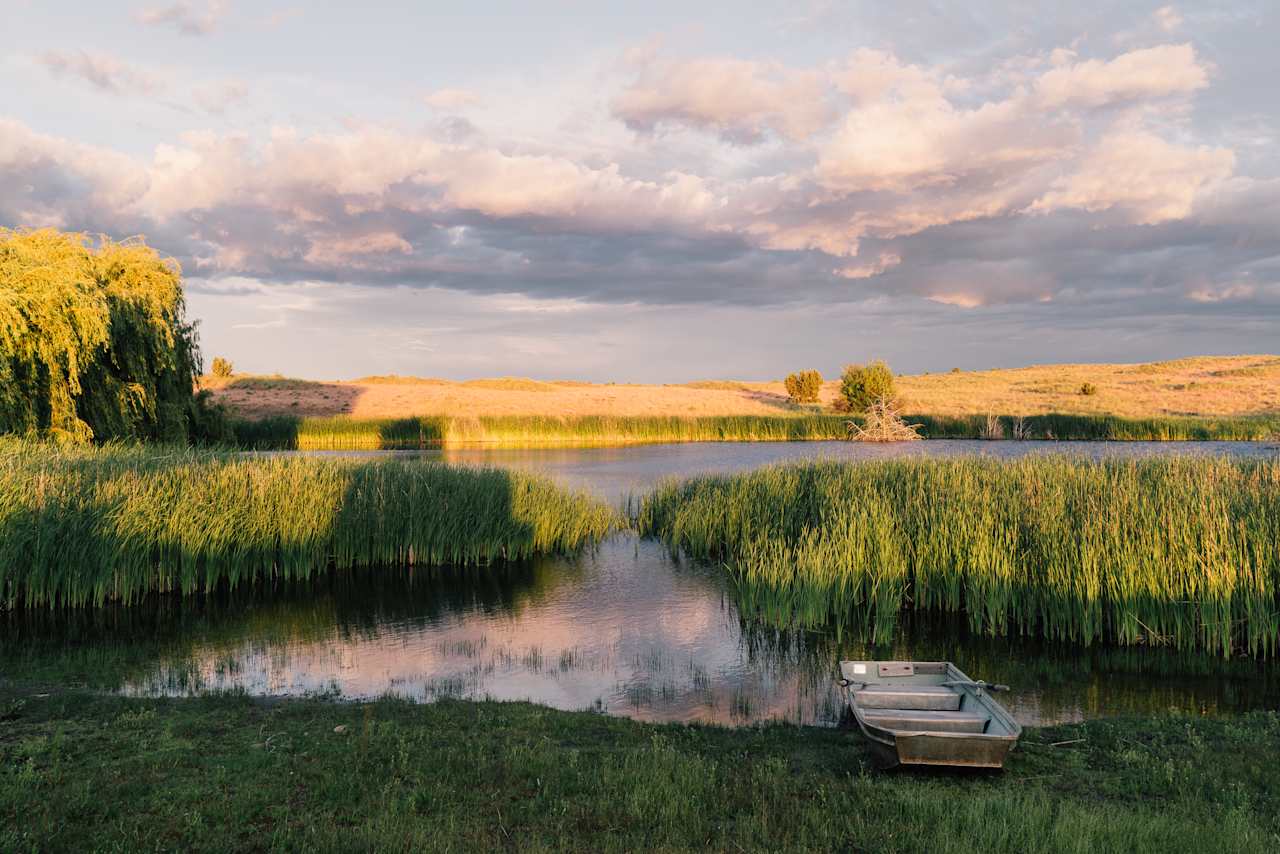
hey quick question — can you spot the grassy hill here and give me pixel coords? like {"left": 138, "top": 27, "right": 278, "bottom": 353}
{"left": 206, "top": 355, "right": 1280, "bottom": 421}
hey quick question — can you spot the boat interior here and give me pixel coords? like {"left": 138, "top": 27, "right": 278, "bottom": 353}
{"left": 839, "top": 661, "right": 1019, "bottom": 737}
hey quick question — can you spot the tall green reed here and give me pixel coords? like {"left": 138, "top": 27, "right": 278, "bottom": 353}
{"left": 231, "top": 414, "right": 852, "bottom": 449}
{"left": 636, "top": 457, "right": 1280, "bottom": 656}
{"left": 231, "top": 413, "right": 1280, "bottom": 450}
{"left": 0, "top": 442, "right": 617, "bottom": 608}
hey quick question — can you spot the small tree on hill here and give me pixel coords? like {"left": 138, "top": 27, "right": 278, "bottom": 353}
{"left": 211, "top": 357, "right": 234, "bottom": 378}
{"left": 839, "top": 360, "right": 895, "bottom": 413}
{"left": 784, "top": 369, "right": 823, "bottom": 404}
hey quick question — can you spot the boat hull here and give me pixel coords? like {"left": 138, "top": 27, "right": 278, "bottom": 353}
{"left": 840, "top": 660, "right": 1022, "bottom": 770}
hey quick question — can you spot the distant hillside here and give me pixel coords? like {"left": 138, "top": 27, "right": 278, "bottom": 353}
{"left": 204, "top": 355, "right": 1280, "bottom": 420}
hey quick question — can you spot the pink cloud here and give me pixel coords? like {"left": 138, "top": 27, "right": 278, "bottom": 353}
{"left": 136, "top": 1, "right": 228, "bottom": 36}
{"left": 612, "top": 56, "right": 832, "bottom": 143}
{"left": 1028, "top": 129, "right": 1234, "bottom": 224}
{"left": 1034, "top": 43, "right": 1208, "bottom": 109}
{"left": 0, "top": 38, "right": 1252, "bottom": 312}
{"left": 424, "top": 88, "right": 482, "bottom": 110}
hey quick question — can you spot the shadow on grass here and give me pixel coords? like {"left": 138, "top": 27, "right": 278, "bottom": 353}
{"left": 212, "top": 376, "right": 366, "bottom": 418}
{"left": 1, "top": 451, "right": 609, "bottom": 613}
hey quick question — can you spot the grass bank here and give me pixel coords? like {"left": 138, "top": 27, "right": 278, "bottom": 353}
{"left": 1, "top": 688, "right": 1277, "bottom": 852}
{"left": 229, "top": 412, "right": 1280, "bottom": 449}
{"left": 636, "top": 457, "right": 1280, "bottom": 657}
{"left": 0, "top": 443, "right": 616, "bottom": 608}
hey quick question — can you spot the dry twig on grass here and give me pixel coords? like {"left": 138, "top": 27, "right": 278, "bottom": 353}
{"left": 845, "top": 397, "right": 923, "bottom": 442}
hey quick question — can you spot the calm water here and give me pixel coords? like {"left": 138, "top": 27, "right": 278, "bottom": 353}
{"left": 295, "top": 438, "right": 1280, "bottom": 505}
{"left": 14, "top": 441, "right": 1280, "bottom": 726}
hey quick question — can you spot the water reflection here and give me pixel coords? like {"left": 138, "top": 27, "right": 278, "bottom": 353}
{"left": 8, "top": 535, "right": 1275, "bottom": 727}
{"left": 290, "top": 438, "right": 1279, "bottom": 504}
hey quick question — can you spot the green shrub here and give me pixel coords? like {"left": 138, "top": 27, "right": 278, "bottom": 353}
{"left": 783, "top": 370, "right": 823, "bottom": 404}
{"left": 211, "top": 357, "right": 234, "bottom": 378}
{"left": 1079, "top": 382, "right": 1098, "bottom": 396}
{"left": 839, "top": 361, "right": 895, "bottom": 413}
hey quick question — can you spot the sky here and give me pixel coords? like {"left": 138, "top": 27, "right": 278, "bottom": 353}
{"left": 3, "top": 1, "right": 1278, "bottom": 381}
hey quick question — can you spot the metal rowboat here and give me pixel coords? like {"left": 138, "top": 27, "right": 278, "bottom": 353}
{"left": 838, "top": 660, "right": 1022, "bottom": 769}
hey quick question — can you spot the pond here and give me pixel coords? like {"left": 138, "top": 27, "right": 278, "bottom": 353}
{"left": 295, "top": 438, "right": 1280, "bottom": 505}
{"left": 8, "top": 440, "right": 1279, "bottom": 727}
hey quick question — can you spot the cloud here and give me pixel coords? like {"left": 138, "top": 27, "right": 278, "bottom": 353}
{"left": 830, "top": 48, "right": 962, "bottom": 104}
{"left": 612, "top": 56, "right": 832, "bottom": 143}
{"left": 2, "top": 39, "right": 1273, "bottom": 327}
{"left": 424, "top": 88, "right": 481, "bottom": 110}
{"left": 303, "top": 232, "right": 413, "bottom": 267}
{"left": 37, "top": 50, "right": 164, "bottom": 95}
{"left": 191, "top": 80, "right": 249, "bottom": 114}
{"left": 1187, "top": 282, "right": 1255, "bottom": 303}
{"left": 1154, "top": 6, "right": 1184, "bottom": 33}
{"left": 1028, "top": 129, "right": 1234, "bottom": 224}
{"left": 136, "top": 1, "right": 228, "bottom": 36}
{"left": 836, "top": 253, "right": 901, "bottom": 280}
{"left": 1034, "top": 43, "right": 1208, "bottom": 109}
{"left": 0, "top": 118, "right": 149, "bottom": 228}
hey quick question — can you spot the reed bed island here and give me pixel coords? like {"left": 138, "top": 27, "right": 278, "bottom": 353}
{"left": 0, "top": 443, "right": 617, "bottom": 608}
{"left": 637, "top": 457, "right": 1280, "bottom": 657}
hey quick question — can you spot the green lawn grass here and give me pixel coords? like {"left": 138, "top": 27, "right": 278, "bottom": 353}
{"left": 1, "top": 687, "right": 1277, "bottom": 852}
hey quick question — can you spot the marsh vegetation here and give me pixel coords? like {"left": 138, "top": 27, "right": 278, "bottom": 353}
{"left": 637, "top": 457, "right": 1280, "bottom": 657}
{"left": 227, "top": 411, "right": 1280, "bottom": 449}
{"left": 0, "top": 442, "right": 616, "bottom": 608}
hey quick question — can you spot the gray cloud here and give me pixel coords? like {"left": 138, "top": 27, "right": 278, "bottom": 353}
{"left": 37, "top": 50, "right": 165, "bottom": 95}
{"left": 191, "top": 80, "right": 249, "bottom": 114}
{"left": 135, "top": 1, "right": 228, "bottom": 36}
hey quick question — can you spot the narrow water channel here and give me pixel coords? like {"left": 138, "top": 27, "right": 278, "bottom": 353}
{"left": 9, "top": 440, "right": 1278, "bottom": 726}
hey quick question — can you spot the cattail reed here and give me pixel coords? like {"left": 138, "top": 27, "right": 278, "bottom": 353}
{"left": 636, "top": 457, "right": 1280, "bottom": 657}
{"left": 0, "top": 442, "right": 617, "bottom": 608}
{"left": 230, "top": 413, "right": 1280, "bottom": 450}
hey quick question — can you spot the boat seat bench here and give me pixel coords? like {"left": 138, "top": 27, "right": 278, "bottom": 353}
{"left": 854, "top": 685, "right": 962, "bottom": 711}
{"left": 860, "top": 709, "right": 990, "bottom": 734}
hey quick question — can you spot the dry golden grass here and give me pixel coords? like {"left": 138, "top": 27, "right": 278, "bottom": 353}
{"left": 205, "top": 355, "right": 1280, "bottom": 420}
{"left": 889, "top": 355, "right": 1280, "bottom": 418}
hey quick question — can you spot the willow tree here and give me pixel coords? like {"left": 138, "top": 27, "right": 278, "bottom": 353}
{"left": 0, "top": 228, "right": 211, "bottom": 442}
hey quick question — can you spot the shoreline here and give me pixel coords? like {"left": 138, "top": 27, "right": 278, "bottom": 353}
{"left": 229, "top": 412, "right": 1280, "bottom": 450}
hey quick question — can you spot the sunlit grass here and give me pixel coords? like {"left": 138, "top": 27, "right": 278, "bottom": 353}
{"left": 636, "top": 456, "right": 1280, "bottom": 656}
{"left": 0, "top": 442, "right": 617, "bottom": 608}
{"left": 4, "top": 690, "right": 1278, "bottom": 852}
{"left": 231, "top": 414, "right": 854, "bottom": 449}
{"left": 228, "top": 412, "right": 1280, "bottom": 449}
